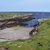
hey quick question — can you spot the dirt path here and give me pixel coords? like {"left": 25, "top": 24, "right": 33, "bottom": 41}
{"left": 0, "top": 27, "right": 35, "bottom": 42}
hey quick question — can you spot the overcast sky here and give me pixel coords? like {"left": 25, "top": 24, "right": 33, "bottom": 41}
{"left": 0, "top": 0, "right": 50, "bottom": 12}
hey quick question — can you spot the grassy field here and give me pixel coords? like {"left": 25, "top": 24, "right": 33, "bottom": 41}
{"left": 0, "top": 20, "right": 50, "bottom": 50}
{"left": 0, "top": 13, "right": 31, "bottom": 19}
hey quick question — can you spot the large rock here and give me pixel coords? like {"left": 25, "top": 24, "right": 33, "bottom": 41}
{"left": 0, "top": 27, "right": 35, "bottom": 42}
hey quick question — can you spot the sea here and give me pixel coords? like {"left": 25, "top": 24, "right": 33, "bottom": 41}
{"left": 19, "top": 12, "right": 50, "bottom": 28}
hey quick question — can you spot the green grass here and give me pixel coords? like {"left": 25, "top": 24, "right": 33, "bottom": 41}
{"left": 0, "top": 20, "right": 50, "bottom": 50}
{"left": 0, "top": 13, "right": 30, "bottom": 19}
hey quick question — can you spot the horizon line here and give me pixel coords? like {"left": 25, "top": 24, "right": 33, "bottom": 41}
{"left": 0, "top": 11, "right": 50, "bottom": 13}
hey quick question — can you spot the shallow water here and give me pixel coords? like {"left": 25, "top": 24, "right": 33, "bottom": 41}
{"left": 22, "top": 12, "right": 50, "bottom": 28}
{"left": 22, "top": 19, "right": 38, "bottom": 28}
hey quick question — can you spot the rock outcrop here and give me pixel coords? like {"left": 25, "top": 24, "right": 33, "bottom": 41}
{"left": 0, "top": 14, "right": 34, "bottom": 30}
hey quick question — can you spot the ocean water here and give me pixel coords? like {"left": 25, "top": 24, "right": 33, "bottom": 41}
{"left": 21, "top": 12, "right": 50, "bottom": 28}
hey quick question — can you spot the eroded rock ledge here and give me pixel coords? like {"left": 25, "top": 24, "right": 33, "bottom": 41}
{"left": 0, "top": 14, "right": 34, "bottom": 30}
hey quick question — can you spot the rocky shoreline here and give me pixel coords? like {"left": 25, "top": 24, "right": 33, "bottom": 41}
{"left": 0, "top": 14, "right": 39, "bottom": 42}
{"left": 0, "top": 14, "right": 34, "bottom": 30}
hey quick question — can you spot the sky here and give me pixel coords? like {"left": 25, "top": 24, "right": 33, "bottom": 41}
{"left": 0, "top": 0, "right": 50, "bottom": 12}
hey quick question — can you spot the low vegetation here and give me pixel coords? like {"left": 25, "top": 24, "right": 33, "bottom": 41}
{"left": 0, "top": 20, "right": 50, "bottom": 50}
{"left": 0, "top": 13, "right": 33, "bottom": 19}
{"left": 12, "top": 25, "right": 22, "bottom": 30}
